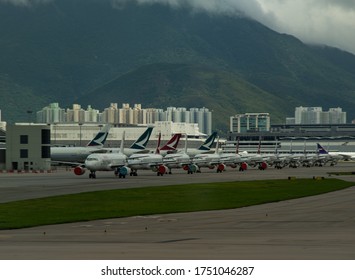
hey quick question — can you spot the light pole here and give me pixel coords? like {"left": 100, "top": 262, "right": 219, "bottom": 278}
{"left": 26, "top": 110, "right": 33, "bottom": 124}
{"left": 53, "top": 123, "right": 57, "bottom": 145}
{"left": 79, "top": 123, "right": 83, "bottom": 146}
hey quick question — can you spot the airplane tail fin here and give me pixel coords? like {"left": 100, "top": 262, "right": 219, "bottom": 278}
{"left": 317, "top": 143, "right": 328, "bottom": 155}
{"left": 215, "top": 137, "right": 220, "bottom": 154}
{"left": 160, "top": 133, "right": 182, "bottom": 152}
{"left": 155, "top": 132, "right": 161, "bottom": 154}
{"left": 197, "top": 132, "right": 217, "bottom": 151}
{"left": 120, "top": 131, "right": 125, "bottom": 154}
{"left": 129, "top": 126, "right": 154, "bottom": 150}
{"left": 86, "top": 124, "right": 110, "bottom": 147}
{"left": 184, "top": 134, "right": 188, "bottom": 154}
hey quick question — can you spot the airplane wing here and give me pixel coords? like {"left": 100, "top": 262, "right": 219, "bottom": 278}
{"left": 338, "top": 153, "right": 355, "bottom": 161}
{"left": 107, "top": 163, "right": 127, "bottom": 169}
{"left": 51, "top": 161, "right": 85, "bottom": 167}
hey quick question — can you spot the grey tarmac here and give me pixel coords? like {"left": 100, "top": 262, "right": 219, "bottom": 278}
{"left": 0, "top": 163, "right": 354, "bottom": 259}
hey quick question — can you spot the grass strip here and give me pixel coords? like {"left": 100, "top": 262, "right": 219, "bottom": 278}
{"left": 0, "top": 179, "right": 353, "bottom": 230}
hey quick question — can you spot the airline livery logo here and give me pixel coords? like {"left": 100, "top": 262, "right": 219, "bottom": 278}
{"left": 317, "top": 144, "right": 328, "bottom": 154}
{"left": 130, "top": 127, "right": 153, "bottom": 150}
{"left": 161, "top": 134, "right": 182, "bottom": 151}
{"left": 198, "top": 132, "right": 217, "bottom": 151}
{"left": 87, "top": 132, "right": 108, "bottom": 147}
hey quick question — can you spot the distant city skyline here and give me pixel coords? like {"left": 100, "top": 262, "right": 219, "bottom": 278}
{"left": 36, "top": 102, "right": 212, "bottom": 135}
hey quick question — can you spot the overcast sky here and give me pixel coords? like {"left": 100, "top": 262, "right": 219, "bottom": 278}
{"left": 2, "top": 0, "right": 355, "bottom": 54}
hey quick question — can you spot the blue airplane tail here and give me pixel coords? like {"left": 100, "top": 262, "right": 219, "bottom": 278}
{"left": 317, "top": 143, "right": 329, "bottom": 154}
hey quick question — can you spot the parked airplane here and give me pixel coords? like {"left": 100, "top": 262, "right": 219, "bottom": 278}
{"left": 315, "top": 143, "right": 355, "bottom": 162}
{"left": 316, "top": 143, "right": 347, "bottom": 165}
{"left": 240, "top": 138, "right": 269, "bottom": 170}
{"left": 104, "top": 126, "right": 154, "bottom": 156}
{"left": 76, "top": 132, "right": 129, "bottom": 179}
{"left": 299, "top": 141, "right": 319, "bottom": 167}
{"left": 157, "top": 133, "right": 182, "bottom": 156}
{"left": 184, "top": 132, "right": 218, "bottom": 157}
{"left": 192, "top": 137, "right": 226, "bottom": 173}
{"left": 218, "top": 138, "right": 247, "bottom": 171}
{"left": 286, "top": 140, "right": 304, "bottom": 168}
{"left": 337, "top": 152, "right": 355, "bottom": 161}
{"left": 51, "top": 124, "right": 111, "bottom": 163}
{"left": 127, "top": 133, "right": 169, "bottom": 176}
{"left": 265, "top": 142, "right": 292, "bottom": 169}
{"left": 163, "top": 135, "right": 198, "bottom": 174}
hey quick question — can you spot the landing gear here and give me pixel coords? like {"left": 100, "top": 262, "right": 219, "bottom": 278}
{"left": 130, "top": 170, "right": 138, "bottom": 176}
{"left": 89, "top": 171, "right": 96, "bottom": 179}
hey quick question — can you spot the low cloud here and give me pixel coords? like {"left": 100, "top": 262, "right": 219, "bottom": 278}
{"left": 111, "top": 0, "right": 355, "bottom": 54}
{"left": 3, "top": 0, "right": 355, "bottom": 54}
{"left": 255, "top": 0, "right": 355, "bottom": 54}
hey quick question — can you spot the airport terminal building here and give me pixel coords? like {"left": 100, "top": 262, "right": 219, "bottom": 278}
{"left": 225, "top": 123, "right": 355, "bottom": 153}
{"left": 5, "top": 124, "right": 51, "bottom": 172}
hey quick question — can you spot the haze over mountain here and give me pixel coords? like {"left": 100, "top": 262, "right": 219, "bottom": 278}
{"left": 1, "top": 0, "right": 355, "bottom": 132}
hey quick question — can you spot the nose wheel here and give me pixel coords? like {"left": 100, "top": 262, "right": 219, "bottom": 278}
{"left": 89, "top": 171, "right": 96, "bottom": 179}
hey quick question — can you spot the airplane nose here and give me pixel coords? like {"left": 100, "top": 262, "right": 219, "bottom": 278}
{"left": 85, "top": 159, "right": 98, "bottom": 169}
{"left": 85, "top": 160, "right": 93, "bottom": 169}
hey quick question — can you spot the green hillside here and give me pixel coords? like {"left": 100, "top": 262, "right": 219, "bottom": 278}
{"left": 1, "top": 0, "right": 355, "bottom": 128}
{"left": 76, "top": 63, "right": 288, "bottom": 131}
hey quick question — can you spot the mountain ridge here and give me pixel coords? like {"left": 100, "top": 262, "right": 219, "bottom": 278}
{"left": 0, "top": 0, "right": 354, "bottom": 130}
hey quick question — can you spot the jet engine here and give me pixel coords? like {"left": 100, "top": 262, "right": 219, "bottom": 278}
{"left": 240, "top": 162, "right": 248, "bottom": 171}
{"left": 157, "top": 165, "right": 169, "bottom": 175}
{"left": 115, "top": 166, "right": 131, "bottom": 178}
{"left": 183, "top": 164, "right": 198, "bottom": 174}
{"left": 217, "top": 163, "right": 226, "bottom": 173}
{"left": 74, "top": 166, "right": 85, "bottom": 176}
{"left": 259, "top": 162, "right": 268, "bottom": 170}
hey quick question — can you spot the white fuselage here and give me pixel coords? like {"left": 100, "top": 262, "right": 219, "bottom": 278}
{"left": 85, "top": 153, "right": 127, "bottom": 172}
{"left": 127, "top": 153, "right": 164, "bottom": 170}
{"left": 102, "top": 147, "right": 150, "bottom": 157}
{"left": 163, "top": 153, "right": 191, "bottom": 169}
{"left": 218, "top": 153, "right": 243, "bottom": 167}
{"left": 51, "top": 146, "right": 103, "bottom": 163}
{"left": 331, "top": 152, "right": 355, "bottom": 161}
{"left": 193, "top": 153, "right": 221, "bottom": 168}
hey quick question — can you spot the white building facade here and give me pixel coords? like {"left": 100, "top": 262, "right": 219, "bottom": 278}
{"left": 294, "top": 106, "right": 347, "bottom": 124}
{"left": 230, "top": 113, "right": 271, "bottom": 133}
{"left": 37, "top": 103, "right": 212, "bottom": 135}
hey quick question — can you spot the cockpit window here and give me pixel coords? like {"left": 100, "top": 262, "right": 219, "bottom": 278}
{"left": 86, "top": 157, "right": 99, "bottom": 161}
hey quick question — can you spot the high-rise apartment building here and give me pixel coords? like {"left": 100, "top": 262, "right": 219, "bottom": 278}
{"left": 36, "top": 103, "right": 65, "bottom": 124}
{"left": 294, "top": 106, "right": 346, "bottom": 124}
{"left": 230, "top": 113, "right": 270, "bottom": 133}
{"left": 36, "top": 103, "right": 212, "bottom": 135}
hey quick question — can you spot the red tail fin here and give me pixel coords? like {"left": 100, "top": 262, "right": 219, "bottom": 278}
{"left": 155, "top": 133, "right": 161, "bottom": 154}
{"left": 160, "top": 133, "right": 182, "bottom": 151}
